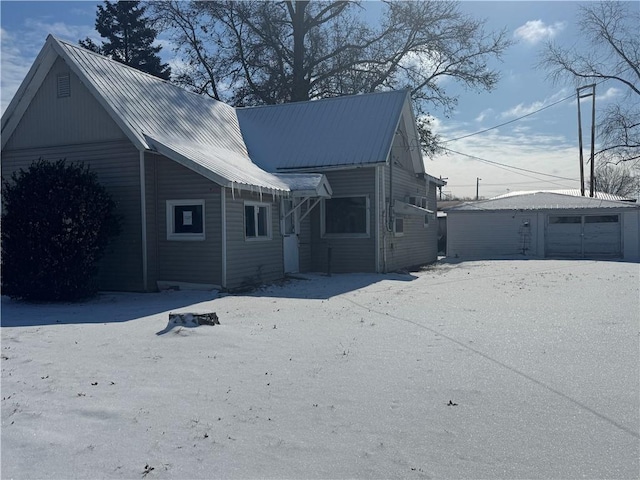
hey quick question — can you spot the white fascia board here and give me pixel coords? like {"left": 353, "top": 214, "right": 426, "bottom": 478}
{"left": 1, "top": 40, "right": 58, "bottom": 149}
{"left": 401, "top": 96, "right": 426, "bottom": 176}
{"left": 383, "top": 90, "right": 410, "bottom": 167}
{"left": 393, "top": 199, "right": 434, "bottom": 216}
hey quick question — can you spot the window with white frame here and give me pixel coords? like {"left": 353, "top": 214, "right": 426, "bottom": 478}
{"left": 245, "top": 202, "right": 271, "bottom": 240}
{"left": 323, "top": 196, "right": 369, "bottom": 237}
{"left": 166, "top": 200, "right": 205, "bottom": 240}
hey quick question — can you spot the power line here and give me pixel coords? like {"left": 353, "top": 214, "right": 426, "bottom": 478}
{"left": 447, "top": 179, "right": 576, "bottom": 187}
{"left": 442, "top": 79, "right": 610, "bottom": 144}
{"left": 442, "top": 147, "right": 577, "bottom": 181}
{"left": 442, "top": 147, "right": 578, "bottom": 189}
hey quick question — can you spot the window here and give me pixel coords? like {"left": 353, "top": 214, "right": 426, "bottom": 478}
{"left": 323, "top": 196, "right": 369, "bottom": 237}
{"left": 549, "top": 216, "right": 581, "bottom": 224}
{"left": 424, "top": 214, "right": 430, "bottom": 228}
{"left": 245, "top": 202, "right": 271, "bottom": 240}
{"left": 394, "top": 217, "right": 404, "bottom": 236}
{"left": 585, "top": 215, "right": 618, "bottom": 223}
{"left": 166, "top": 200, "right": 205, "bottom": 240}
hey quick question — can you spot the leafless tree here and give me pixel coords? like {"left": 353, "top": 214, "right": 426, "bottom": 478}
{"left": 591, "top": 163, "right": 639, "bottom": 198}
{"left": 151, "top": 0, "right": 511, "bottom": 155}
{"left": 539, "top": 1, "right": 639, "bottom": 164}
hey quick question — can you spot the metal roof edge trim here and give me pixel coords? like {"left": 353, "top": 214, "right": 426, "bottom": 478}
{"left": 51, "top": 37, "right": 149, "bottom": 151}
{"left": 2, "top": 38, "right": 58, "bottom": 149}
{"left": 276, "top": 162, "right": 386, "bottom": 173}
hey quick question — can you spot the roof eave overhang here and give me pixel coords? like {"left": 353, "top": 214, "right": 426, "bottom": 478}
{"left": 393, "top": 199, "right": 434, "bottom": 216}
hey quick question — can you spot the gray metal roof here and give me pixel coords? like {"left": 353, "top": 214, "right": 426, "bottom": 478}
{"left": 2, "top": 36, "right": 434, "bottom": 193}
{"left": 53, "top": 37, "right": 294, "bottom": 192}
{"left": 492, "top": 189, "right": 636, "bottom": 202}
{"left": 236, "top": 90, "right": 409, "bottom": 171}
{"left": 447, "top": 192, "right": 640, "bottom": 212}
{"left": 1, "top": 36, "right": 296, "bottom": 192}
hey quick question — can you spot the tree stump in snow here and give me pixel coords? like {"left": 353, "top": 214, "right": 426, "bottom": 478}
{"left": 168, "top": 312, "right": 220, "bottom": 326}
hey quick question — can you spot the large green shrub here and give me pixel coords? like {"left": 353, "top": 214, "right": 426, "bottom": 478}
{"left": 1, "top": 159, "right": 121, "bottom": 301}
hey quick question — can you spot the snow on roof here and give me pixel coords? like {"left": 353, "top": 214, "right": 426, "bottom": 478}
{"left": 447, "top": 192, "right": 640, "bottom": 212}
{"left": 2, "top": 36, "right": 427, "bottom": 194}
{"left": 272, "top": 173, "right": 333, "bottom": 197}
{"left": 492, "top": 189, "right": 636, "bottom": 202}
{"left": 2, "top": 36, "right": 292, "bottom": 192}
{"left": 236, "top": 90, "right": 409, "bottom": 171}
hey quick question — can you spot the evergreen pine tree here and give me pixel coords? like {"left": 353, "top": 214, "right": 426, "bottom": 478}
{"left": 80, "top": 1, "right": 171, "bottom": 80}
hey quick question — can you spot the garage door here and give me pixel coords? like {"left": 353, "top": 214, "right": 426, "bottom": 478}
{"left": 546, "top": 214, "right": 621, "bottom": 258}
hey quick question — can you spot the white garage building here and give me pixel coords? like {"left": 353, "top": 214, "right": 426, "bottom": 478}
{"left": 445, "top": 192, "right": 640, "bottom": 261}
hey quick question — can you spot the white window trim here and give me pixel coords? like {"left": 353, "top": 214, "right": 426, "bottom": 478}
{"left": 166, "top": 199, "right": 205, "bottom": 241}
{"left": 321, "top": 195, "right": 370, "bottom": 238}
{"left": 245, "top": 201, "right": 272, "bottom": 241}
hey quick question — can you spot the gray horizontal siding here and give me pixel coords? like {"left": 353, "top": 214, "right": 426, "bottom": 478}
{"left": 225, "top": 190, "right": 283, "bottom": 289}
{"left": 151, "top": 155, "right": 222, "bottom": 287}
{"left": 382, "top": 156, "right": 439, "bottom": 271}
{"left": 1, "top": 140, "right": 144, "bottom": 291}
{"left": 4, "top": 57, "right": 126, "bottom": 150}
{"left": 447, "top": 211, "right": 539, "bottom": 259}
{"left": 622, "top": 211, "right": 640, "bottom": 261}
{"left": 311, "top": 168, "right": 377, "bottom": 273}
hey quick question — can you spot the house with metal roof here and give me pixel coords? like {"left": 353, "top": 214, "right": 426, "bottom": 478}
{"left": 445, "top": 192, "right": 640, "bottom": 261}
{"left": 1, "top": 35, "right": 444, "bottom": 291}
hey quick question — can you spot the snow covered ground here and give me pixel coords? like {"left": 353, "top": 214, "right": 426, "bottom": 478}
{"left": 1, "top": 259, "right": 638, "bottom": 479}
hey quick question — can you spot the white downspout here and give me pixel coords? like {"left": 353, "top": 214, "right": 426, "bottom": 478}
{"left": 139, "top": 150, "right": 148, "bottom": 291}
{"left": 221, "top": 186, "right": 227, "bottom": 289}
{"left": 375, "top": 166, "right": 381, "bottom": 272}
{"left": 381, "top": 165, "right": 388, "bottom": 273}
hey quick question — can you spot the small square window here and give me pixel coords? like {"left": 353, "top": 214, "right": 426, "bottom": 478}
{"left": 245, "top": 202, "right": 271, "bottom": 240}
{"left": 167, "top": 200, "right": 205, "bottom": 240}
{"left": 394, "top": 217, "right": 404, "bottom": 236}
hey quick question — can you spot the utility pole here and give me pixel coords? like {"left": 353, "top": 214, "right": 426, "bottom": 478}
{"left": 476, "top": 177, "right": 481, "bottom": 201}
{"left": 438, "top": 176, "right": 448, "bottom": 200}
{"left": 576, "top": 84, "right": 596, "bottom": 197}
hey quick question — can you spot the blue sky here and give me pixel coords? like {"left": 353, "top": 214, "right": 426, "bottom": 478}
{"left": 1, "top": 1, "right": 627, "bottom": 198}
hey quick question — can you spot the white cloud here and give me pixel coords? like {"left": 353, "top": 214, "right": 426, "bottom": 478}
{"left": 500, "top": 89, "right": 570, "bottom": 120}
{"left": 597, "top": 87, "right": 622, "bottom": 102}
{"left": 501, "top": 100, "right": 545, "bottom": 119}
{"left": 429, "top": 116, "right": 580, "bottom": 199}
{"left": 24, "top": 18, "right": 92, "bottom": 42}
{"left": 475, "top": 108, "right": 494, "bottom": 123}
{"left": 514, "top": 20, "right": 566, "bottom": 45}
{"left": 1, "top": 19, "right": 97, "bottom": 114}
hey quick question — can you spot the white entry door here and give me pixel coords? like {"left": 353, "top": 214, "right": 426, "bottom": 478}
{"left": 282, "top": 199, "right": 300, "bottom": 273}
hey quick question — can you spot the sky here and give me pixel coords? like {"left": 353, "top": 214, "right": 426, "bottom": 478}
{"left": 0, "top": 1, "right": 631, "bottom": 198}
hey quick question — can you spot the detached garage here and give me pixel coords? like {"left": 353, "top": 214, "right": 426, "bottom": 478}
{"left": 445, "top": 192, "right": 640, "bottom": 261}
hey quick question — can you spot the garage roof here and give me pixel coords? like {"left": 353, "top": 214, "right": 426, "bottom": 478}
{"left": 492, "top": 189, "right": 636, "bottom": 203}
{"left": 447, "top": 192, "right": 640, "bottom": 212}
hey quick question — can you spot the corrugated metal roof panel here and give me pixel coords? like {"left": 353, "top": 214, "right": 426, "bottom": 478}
{"left": 236, "top": 90, "right": 408, "bottom": 171}
{"left": 492, "top": 189, "right": 636, "bottom": 202}
{"left": 53, "top": 37, "right": 291, "bottom": 191}
{"left": 448, "top": 192, "right": 640, "bottom": 211}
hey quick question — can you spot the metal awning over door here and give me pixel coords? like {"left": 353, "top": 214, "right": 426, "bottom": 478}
{"left": 545, "top": 213, "right": 621, "bottom": 258}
